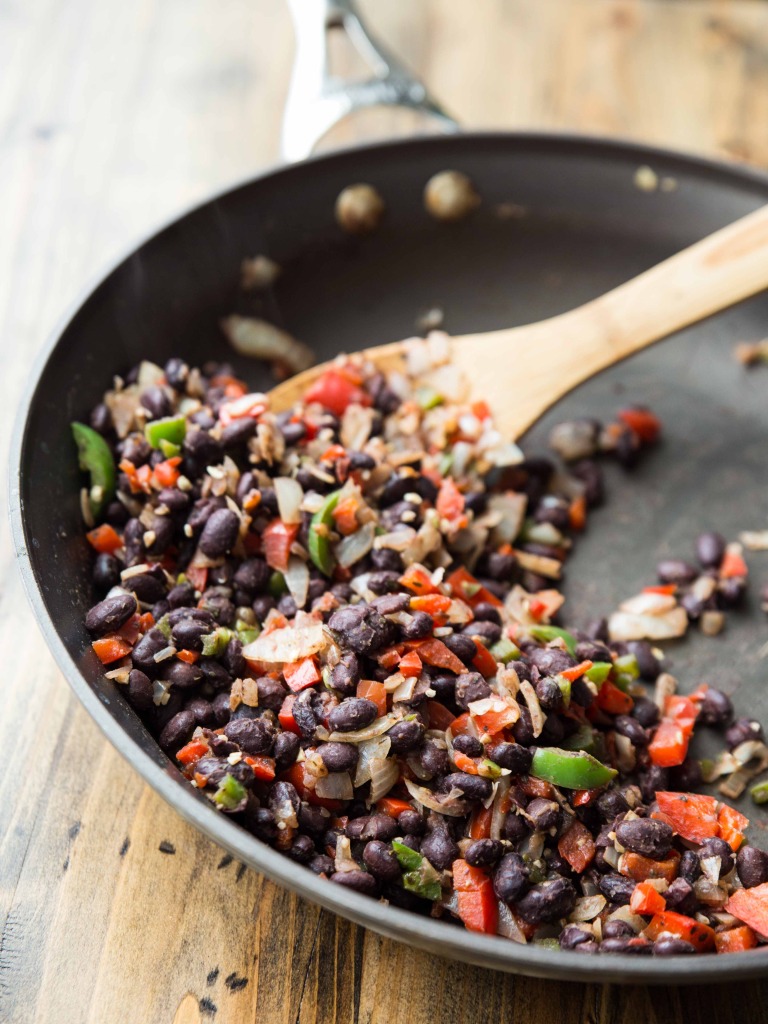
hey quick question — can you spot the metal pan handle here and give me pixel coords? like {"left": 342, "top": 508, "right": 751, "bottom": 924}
{"left": 281, "top": 0, "right": 459, "bottom": 162}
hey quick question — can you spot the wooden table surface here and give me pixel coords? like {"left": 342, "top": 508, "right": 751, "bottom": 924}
{"left": 3, "top": 1, "right": 768, "bottom": 1021}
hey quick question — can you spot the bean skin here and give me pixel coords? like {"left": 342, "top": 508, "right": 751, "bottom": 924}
{"left": 84, "top": 593, "right": 137, "bottom": 635}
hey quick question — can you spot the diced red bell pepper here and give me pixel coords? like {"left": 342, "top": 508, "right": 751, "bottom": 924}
{"left": 176, "top": 649, "right": 200, "bottom": 665}
{"left": 262, "top": 518, "right": 299, "bottom": 571}
{"left": 519, "top": 777, "right": 555, "bottom": 799}
{"left": 410, "top": 638, "right": 467, "bottom": 674}
{"left": 425, "top": 700, "right": 457, "bottom": 731}
{"left": 453, "top": 751, "right": 480, "bottom": 775}
{"left": 357, "top": 679, "right": 387, "bottom": 717}
{"left": 446, "top": 566, "right": 503, "bottom": 609}
{"left": 720, "top": 547, "right": 748, "bottom": 579}
{"left": 469, "top": 806, "right": 494, "bottom": 840}
{"left": 209, "top": 373, "right": 248, "bottom": 398}
{"left": 664, "top": 695, "right": 699, "bottom": 738}
{"left": 377, "top": 797, "right": 413, "bottom": 818}
{"left": 568, "top": 494, "right": 587, "bottom": 532}
{"left": 218, "top": 392, "right": 267, "bottom": 427}
{"left": 470, "top": 699, "right": 518, "bottom": 737}
{"left": 151, "top": 456, "right": 182, "bottom": 489}
{"left": 471, "top": 637, "right": 498, "bottom": 678}
{"left": 303, "top": 369, "right": 372, "bottom": 416}
{"left": 116, "top": 613, "right": 142, "bottom": 645}
{"left": 621, "top": 850, "right": 680, "bottom": 884}
{"left": 654, "top": 792, "right": 719, "bottom": 843}
{"left": 92, "top": 636, "right": 132, "bottom": 664}
{"left": 86, "top": 523, "right": 123, "bottom": 554}
{"left": 449, "top": 712, "right": 471, "bottom": 736}
{"left": 630, "top": 881, "right": 667, "bottom": 916}
{"left": 176, "top": 739, "right": 210, "bottom": 766}
{"left": 119, "top": 459, "right": 151, "bottom": 494}
{"left": 471, "top": 400, "right": 491, "bottom": 421}
{"left": 453, "top": 859, "right": 497, "bottom": 934}
{"left": 643, "top": 584, "right": 677, "bottom": 596}
{"left": 245, "top": 755, "right": 276, "bottom": 782}
{"left": 410, "top": 594, "right": 452, "bottom": 615}
{"left": 726, "top": 883, "right": 768, "bottom": 938}
{"left": 185, "top": 565, "right": 208, "bottom": 593}
{"left": 280, "top": 762, "right": 342, "bottom": 811}
{"left": 572, "top": 788, "right": 601, "bottom": 808}
{"left": 560, "top": 660, "right": 593, "bottom": 683}
{"left": 377, "top": 646, "right": 403, "bottom": 670}
{"left": 648, "top": 720, "right": 689, "bottom": 768}
{"left": 617, "top": 407, "right": 662, "bottom": 444}
{"left": 331, "top": 496, "right": 359, "bottom": 535}
{"left": 596, "top": 679, "right": 634, "bottom": 715}
{"left": 644, "top": 911, "right": 715, "bottom": 952}
{"left": 399, "top": 565, "right": 440, "bottom": 595}
{"left": 557, "top": 820, "right": 596, "bottom": 873}
{"left": 436, "top": 478, "right": 466, "bottom": 521}
{"left": 714, "top": 925, "right": 758, "bottom": 953}
{"left": 527, "top": 597, "right": 549, "bottom": 621}
{"left": 138, "top": 611, "right": 155, "bottom": 632}
{"left": 398, "top": 650, "right": 423, "bottom": 678}
{"left": 718, "top": 804, "right": 749, "bottom": 851}
{"left": 283, "top": 656, "right": 322, "bottom": 693}
{"left": 278, "top": 695, "right": 302, "bottom": 735}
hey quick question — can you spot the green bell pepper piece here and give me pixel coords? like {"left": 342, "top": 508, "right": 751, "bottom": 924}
{"left": 613, "top": 653, "right": 640, "bottom": 680}
{"left": 528, "top": 625, "right": 577, "bottom": 656}
{"left": 308, "top": 489, "right": 341, "bottom": 576}
{"left": 213, "top": 774, "right": 247, "bottom": 810}
{"left": 392, "top": 841, "right": 442, "bottom": 901}
{"left": 145, "top": 414, "right": 187, "bottom": 449}
{"left": 201, "top": 627, "right": 233, "bottom": 658}
{"left": 555, "top": 674, "right": 571, "bottom": 707}
{"left": 159, "top": 438, "right": 181, "bottom": 458}
{"left": 751, "top": 781, "right": 768, "bottom": 805}
{"left": 531, "top": 746, "right": 617, "bottom": 790}
{"left": 237, "top": 627, "right": 260, "bottom": 646}
{"left": 585, "top": 662, "right": 612, "bottom": 685}
{"left": 268, "top": 571, "right": 288, "bottom": 598}
{"left": 392, "top": 839, "right": 422, "bottom": 872}
{"left": 489, "top": 637, "right": 521, "bottom": 663}
{"left": 155, "top": 614, "right": 172, "bottom": 641}
{"left": 560, "top": 723, "right": 596, "bottom": 753}
{"left": 71, "top": 422, "right": 116, "bottom": 520}
{"left": 415, "top": 386, "right": 444, "bottom": 411}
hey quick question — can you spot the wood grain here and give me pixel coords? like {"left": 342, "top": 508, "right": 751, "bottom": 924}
{"left": 4, "top": 2, "right": 768, "bottom": 1022}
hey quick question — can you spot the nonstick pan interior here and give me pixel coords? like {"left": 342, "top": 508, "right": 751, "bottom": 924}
{"left": 12, "top": 133, "right": 768, "bottom": 982}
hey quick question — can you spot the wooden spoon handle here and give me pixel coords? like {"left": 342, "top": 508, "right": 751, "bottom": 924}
{"left": 454, "top": 203, "right": 768, "bottom": 438}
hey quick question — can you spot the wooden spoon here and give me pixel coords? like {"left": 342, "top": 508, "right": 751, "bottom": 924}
{"left": 270, "top": 205, "right": 768, "bottom": 438}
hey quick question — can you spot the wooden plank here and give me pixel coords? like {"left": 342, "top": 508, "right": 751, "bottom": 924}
{"left": 4, "top": 1, "right": 768, "bottom": 1022}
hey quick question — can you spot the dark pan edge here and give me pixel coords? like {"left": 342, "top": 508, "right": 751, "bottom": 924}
{"left": 10, "top": 131, "right": 768, "bottom": 984}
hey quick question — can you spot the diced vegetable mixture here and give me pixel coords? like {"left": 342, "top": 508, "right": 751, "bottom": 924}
{"left": 75, "top": 338, "right": 768, "bottom": 956}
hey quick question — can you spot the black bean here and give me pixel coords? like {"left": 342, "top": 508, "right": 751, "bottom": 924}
{"left": 441, "top": 772, "right": 492, "bottom": 802}
{"left": 615, "top": 818, "right": 673, "bottom": 859}
{"left": 624, "top": 640, "right": 662, "bottom": 681}
{"left": 677, "top": 850, "right": 701, "bottom": 886}
{"left": 454, "top": 672, "right": 491, "bottom": 711}
{"left": 400, "top": 611, "right": 433, "bottom": 640}
{"left": 600, "top": 938, "right": 652, "bottom": 955}
{"left": 159, "top": 709, "right": 195, "bottom": 752}
{"left": 370, "top": 548, "right": 404, "bottom": 573}
{"left": 388, "top": 720, "right": 425, "bottom": 754}
{"left": 327, "top": 697, "right": 378, "bottom": 733}
{"left": 503, "top": 813, "right": 530, "bottom": 844}
{"left": 614, "top": 715, "right": 648, "bottom": 747}
{"left": 84, "top": 593, "right": 137, "bottom": 635}
{"left": 696, "top": 531, "right": 726, "bottom": 569}
{"left": 726, "top": 717, "right": 764, "bottom": 750}
{"left": 512, "top": 708, "right": 535, "bottom": 747}
{"left": 363, "top": 840, "right": 401, "bottom": 882}
{"left": 598, "top": 874, "right": 635, "bottom": 905}
{"left": 492, "top": 852, "right": 529, "bottom": 903}
{"left": 737, "top": 846, "right": 768, "bottom": 888}
{"left": 271, "top": 732, "right": 299, "bottom": 772}
{"left": 575, "top": 640, "right": 612, "bottom": 665}
{"left": 308, "top": 853, "right": 334, "bottom": 876}
{"left": 345, "top": 817, "right": 369, "bottom": 840}
{"left": 120, "top": 434, "right": 151, "bottom": 466}
{"left": 653, "top": 938, "right": 696, "bottom": 956}
{"left": 442, "top": 633, "right": 477, "bottom": 665}
{"left": 361, "top": 815, "right": 400, "bottom": 842}
{"left": 718, "top": 577, "right": 746, "bottom": 609}
{"left": 371, "top": 594, "right": 410, "bottom": 616}
{"left": 183, "top": 429, "right": 223, "bottom": 476}
{"left": 165, "top": 583, "right": 194, "bottom": 610}
{"left": 698, "top": 837, "right": 734, "bottom": 878}
{"left": 664, "top": 878, "right": 697, "bottom": 916}
{"left": 631, "top": 697, "right": 660, "bottom": 729}
{"left": 232, "top": 557, "right": 270, "bottom": 595}
{"left": 525, "top": 797, "right": 560, "bottom": 832}
{"left": 602, "top": 920, "right": 634, "bottom": 939}
{"left": 570, "top": 459, "right": 604, "bottom": 506}
{"left": 163, "top": 660, "right": 203, "bottom": 689}
{"left": 453, "top": 734, "right": 484, "bottom": 758}
{"left": 318, "top": 742, "right": 358, "bottom": 773}
{"left": 669, "top": 758, "right": 702, "bottom": 791}
{"left": 131, "top": 627, "right": 170, "bottom": 676}
{"left": 286, "top": 835, "right": 315, "bottom": 864}
{"left": 224, "top": 717, "right": 274, "bottom": 755}
{"left": 140, "top": 386, "right": 172, "bottom": 420}
{"left": 535, "top": 677, "right": 563, "bottom": 713}
{"left": 126, "top": 669, "right": 154, "bottom": 711}
{"left": 211, "top": 692, "right": 232, "bottom": 726}
{"left": 171, "top": 618, "right": 210, "bottom": 652}
{"left": 198, "top": 509, "right": 240, "bottom": 558}
{"left": 466, "top": 839, "right": 504, "bottom": 867}
{"left": 585, "top": 618, "right": 609, "bottom": 643}
{"left": 397, "top": 810, "right": 425, "bottom": 836}
{"left": 420, "top": 827, "right": 459, "bottom": 870}
{"left": 246, "top": 680, "right": 282, "bottom": 718}
{"left": 331, "top": 870, "right": 379, "bottom": 896}
{"left": 515, "top": 877, "right": 576, "bottom": 924}
{"left": 198, "top": 659, "right": 231, "bottom": 691}
{"left": 123, "top": 569, "right": 167, "bottom": 605}
{"left": 92, "top": 553, "right": 120, "bottom": 592}
{"left": 185, "top": 697, "right": 215, "bottom": 726}
{"left": 421, "top": 742, "right": 451, "bottom": 777}
{"left": 560, "top": 925, "right": 597, "bottom": 951}
{"left": 656, "top": 558, "right": 698, "bottom": 585}
{"left": 698, "top": 688, "right": 733, "bottom": 728}
{"left": 367, "top": 570, "right": 401, "bottom": 595}
{"left": 105, "top": 501, "right": 130, "bottom": 527}
{"left": 639, "top": 764, "right": 669, "bottom": 804}
{"left": 483, "top": 552, "right": 516, "bottom": 581}
{"left": 596, "top": 789, "right": 629, "bottom": 823}
{"left": 291, "top": 693, "right": 318, "bottom": 738}
{"left": 327, "top": 605, "right": 397, "bottom": 656}
{"left": 526, "top": 647, "right": 576, "bottom": 676}
{"left": 487, "top": 742, "right": 533, "bottom": 775}
{"left": 462, "top": 620, "right": 501, "bottom": 644}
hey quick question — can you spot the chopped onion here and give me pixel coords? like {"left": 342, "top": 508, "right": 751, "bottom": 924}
{"left": 608, "top": 607, "right": 688, "bottom": 642}
{"left": 513, "top": 549, "right": 561, "bottom": 580}
{"left": 369, "top": 757, "right": 400, "bottom": 803}
{"left": 336, "top": 523, "right": 375, "bottom": 568}
{"left": 392, "top": 676, "right": 417, "bottom": 703}
{"left": 221, "top": 315, "right": 314, "bottom": 374}
{"left": 315, "top": 772, "right": 354, "bottom": 801}
{"left": 327, "top": 712, "right": 398, "bottom": 744}
{"left": 403, "top": 778, "right": 468, "bottom": 816}
{"left": 718, "top": 740, "right": 768, "bottom": 798}
{"left": 274, "top": 477, "right": 304, "bottom": 524}
{"left": 490, "top": 778, "right": 511, "bottom": 841}
{"left": 519, "top": 680, "right": 545, "bottom": 737}
{"left": 488, "top": 493, "right": 527, "bottom": 545}
{"left": 284, "top": 556, "right": 310, "bottom": 609}
{"left": 605, "top": 906, "right": 644, "bottom": 932}
{"left": 354, "top": 736, "right": 391, "bottom": 787}
{"left": 497, "top": 902, "right": 527, "bottom": 943}
{"left": 614, "top": 733, "right": 636, "bottom": 774}
{"left": 137, "top": 361, "right": 165, "bottom": 388}
{"left": 374, "top": 527, "right": 417, "bottom": 552}
{"left": 653, "top": 672, "right": 678, "bottom": 711}
{"left": 693, "top": 877, "right": 728, "bottom": 907}
{"left": 619, "top": 591, "right": 678, "bottom": 616}
{"left": 242, "top": 619, "right": 326, "bottom": 664}
{"left": 105, "top": 387, "right": 141, "bottom": 438}
{"left": 334, "top": 836, "right": 360, "bottom": 874}
{"left": 570, "top": 895, "right": 607, "bottom": 922}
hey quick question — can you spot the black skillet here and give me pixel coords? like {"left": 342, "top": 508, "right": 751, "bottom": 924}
{"left": 10, "top": 0, "right": 768, "bottom": 985}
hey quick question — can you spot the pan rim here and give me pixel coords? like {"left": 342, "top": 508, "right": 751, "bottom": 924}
{"left": 10, "top": 130, "right": 768, "bottom": 984}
